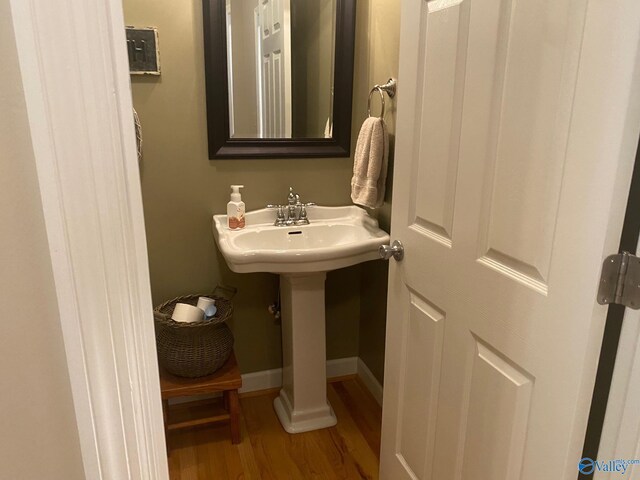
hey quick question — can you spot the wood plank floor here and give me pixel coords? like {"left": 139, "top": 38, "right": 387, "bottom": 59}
{"left": 167, "top": 377, "right": 382, "bottom": 479}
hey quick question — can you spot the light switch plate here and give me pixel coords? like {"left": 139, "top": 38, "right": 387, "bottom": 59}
{"left": 126, "top": 26, "right": 160, "bottom": 75}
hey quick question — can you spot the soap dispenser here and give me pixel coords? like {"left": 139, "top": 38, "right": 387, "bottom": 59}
{"left": 227, "top": 185, "right": 245, "bottom": 229}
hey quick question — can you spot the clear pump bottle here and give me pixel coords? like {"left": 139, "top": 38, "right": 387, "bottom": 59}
{"left": 227, "top": 185, "right": 245, "bottom": 229}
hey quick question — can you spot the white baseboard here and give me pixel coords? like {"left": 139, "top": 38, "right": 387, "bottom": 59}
{"left": 327, "top": 356, "right": 360, "bottom": 378}
{"left": 239, "top": 367, "right": 283, "bottom": 393}
{"left": 357, "top": 358, "right": 384, "bottom": 406}
{"left": 170, "top": 356, "right": 382, "bottom": 406}
{"left": 239, "top": 356, "right": 359, "bottom": 393}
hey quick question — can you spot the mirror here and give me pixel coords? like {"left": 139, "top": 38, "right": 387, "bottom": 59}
{"left": 227, "top": 0, "right": 336, "bottom": 139}
{"left": 203, "top": 0, "right": 356, "bottom": 158}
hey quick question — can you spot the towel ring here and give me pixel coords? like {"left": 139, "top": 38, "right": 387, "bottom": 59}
{"left": 368, "top": 87, "right": 386, "bottom": 118}
{"left": 367, "top": 78, "right": 397, "bottom": 119}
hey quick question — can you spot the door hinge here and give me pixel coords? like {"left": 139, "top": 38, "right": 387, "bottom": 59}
{"left": 598, "top": 252, "right": 640, "bottom": 309}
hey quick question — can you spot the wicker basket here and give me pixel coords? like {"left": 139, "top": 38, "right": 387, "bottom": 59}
{"left": 153, "top": 287, "right": 235, "bottom": 378}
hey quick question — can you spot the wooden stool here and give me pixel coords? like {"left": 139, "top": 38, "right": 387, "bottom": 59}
{"left": 159, "top": 352, "right": 242, "bottom": 445}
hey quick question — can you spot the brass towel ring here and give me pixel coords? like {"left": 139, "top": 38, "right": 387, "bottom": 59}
{"left": 367, "top": 78, "right": 397, "bottom": 119}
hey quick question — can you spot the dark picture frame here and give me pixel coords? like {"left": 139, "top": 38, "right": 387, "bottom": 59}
{"left": 202, "top": 0, "right": 357, "bottom": 159}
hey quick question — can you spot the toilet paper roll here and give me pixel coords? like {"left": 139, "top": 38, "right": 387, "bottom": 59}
{"left": 196, "top": 296, "right": 216, "bottom": 310}
{"left": 171, "top": 303, "right": 205, "bottom": 323}
{"left": 204, "top": 304, "right": 217, "bottom": 319}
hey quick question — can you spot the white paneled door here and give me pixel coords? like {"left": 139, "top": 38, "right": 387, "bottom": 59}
{"left": 380, "top": 0, "right": 640, "bottom": 479}
{"left": 258, "top": 0, "right": 292, "bottom": 138}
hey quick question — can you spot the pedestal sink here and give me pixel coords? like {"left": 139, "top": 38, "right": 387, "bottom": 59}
{"left": 212, "top": 206, "right": 389, "bottom": 433}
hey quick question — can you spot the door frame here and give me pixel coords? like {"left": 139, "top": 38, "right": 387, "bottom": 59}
{"left": 581, "top": 135, "right": 640, "bottom": 479}
{"left": 9, "top": 0, "right": 168, "bottom": 478}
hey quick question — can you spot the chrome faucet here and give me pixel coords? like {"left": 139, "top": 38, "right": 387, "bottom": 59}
{"left": 267, "top": 187, "right": 315, "bottom": 226}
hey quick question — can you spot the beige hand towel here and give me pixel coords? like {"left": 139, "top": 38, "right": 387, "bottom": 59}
{"left": 351, "top": 117, "right": 389, "bottom": 209}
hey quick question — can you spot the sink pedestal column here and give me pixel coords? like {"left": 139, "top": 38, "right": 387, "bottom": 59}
{"left": 274, "top": 272, "right": 337, "bottom": 433}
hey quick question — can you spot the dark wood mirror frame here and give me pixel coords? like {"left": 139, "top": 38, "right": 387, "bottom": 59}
{"left": 202, "top": 0, "right": 356, "bottom": 159}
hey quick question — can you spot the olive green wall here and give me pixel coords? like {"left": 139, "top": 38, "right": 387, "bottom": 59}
{"left": 124, "top": 0, "right": 359, "bottom": 375}
{"left": 1, "top": 1, "right": 85, "bottom": 477}
{"left": 352, "top": 0, "right": 400, "bottom": 384}
{"left": 123, "top": 0, "right": 399, "bottom": 382}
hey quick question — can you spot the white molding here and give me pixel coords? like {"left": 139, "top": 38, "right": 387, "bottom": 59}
{"left": 9, "top": 0, "right": 168, "bottom": 479}
{"left": 327, "top": 356, "right": 360, "bottom": 379}
{"left": 171, "top": 357, "right": 385, "bottom": 407}
{"left": 240, "top": 357, "right": 359, "bottom": 394}
{"left": 171, "top": 357, "right": 359, "bottom": 406}
{"left": 597, "top": 246, "right": 640, "bottom": 480}
{"left": 238, "top": 356, "right": 381, "bottom": 400}
{"left": 357, "top": 358, "right": 384, "bottom": 406}
{"left": 240, "top": 366, "right": 284, "bottom": 394}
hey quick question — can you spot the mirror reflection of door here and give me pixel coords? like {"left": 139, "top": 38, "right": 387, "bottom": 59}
{"left": 257, "top": 0, "right": 292, "bottom": 138}
{"left": 226, "top": 0, "right": 337, "bottom": 140}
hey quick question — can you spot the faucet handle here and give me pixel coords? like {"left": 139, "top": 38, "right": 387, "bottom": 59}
{"left": 266, "top": 204, "right": 285, "bottom": 215}
{"left": 288, "top": 187, "right": 297, "bottom": 205}
{"left": 267, "top": 204, "right": 286, "bottom": 225}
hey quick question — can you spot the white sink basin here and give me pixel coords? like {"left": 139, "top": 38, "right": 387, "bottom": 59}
{"left": 212, "top": 204, "right": 389, "bottom": 434}
{"left": 212, "top": 205, "right": 389, "bottom": 273}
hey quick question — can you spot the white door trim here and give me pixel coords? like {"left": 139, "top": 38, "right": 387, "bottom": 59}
{"left": 9, "top": 0, "right": 168, "bottom": 479}
{"left": 554, "top": 2, "right": 640, "bottom": 475}
{"left": 597, "top": 243, "right": 640, "bottom": 479}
